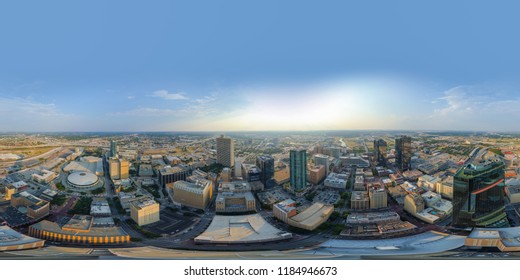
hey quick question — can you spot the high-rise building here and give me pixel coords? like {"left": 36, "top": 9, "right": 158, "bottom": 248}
{"left": 452, "top": 157, "right": 508, "bottom": 228}
{"left": 234, "top": 157, "right": 242, "bottom": 177}
{"left": 130, "top": 198, "right": 160, "bottom": 226}
{"left": 373, "top": 139, "right": 387, "bottom": 165}
{"left": 290, "top": 149, "right": 307, "bottom": 192}
{"left": 216, "top": 135, "right": 234, "bottom": 167}
{"left": 395, "top": 136, "right": 412, "bottom": 171}
{"left": 110, "top": 140, "right": 118, "bottom": 157}
{"left": 109, "top": 158, "right": 129, "bottom": 180}
{"left": 314, "top": 154, "right": 329, "bottom": 176}
{"left": 256, "top": 155, "right": 275, "bottom": 187}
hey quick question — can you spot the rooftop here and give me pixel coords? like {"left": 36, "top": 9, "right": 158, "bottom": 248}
{"left": 194, "top": 214, "right": 292, "bottom": 244}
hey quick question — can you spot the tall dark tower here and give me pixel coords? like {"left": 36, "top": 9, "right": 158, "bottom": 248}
{"left": 256, "top": 155, "right": 275, "bottom": 187}
{"left": 395, "top": 136, "right": 412, "bottom": 171}
{"left": 373, "top": 139, "right": 387, "bottom": 165}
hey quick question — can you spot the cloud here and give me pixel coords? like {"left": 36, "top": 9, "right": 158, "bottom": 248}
{"left": 108, "top": 107, "right": 180, "bottom": 117}
{"left": 150, "top": 90, "right": 188, "bottom": 100}
{"left": 428, "top": 84, "right": 520, "bottom": 130}
{"left": 0, "top": 97, "right": 62, "bottom": 117}
{"left": 0, "top": 97, "right": 81, "bottom": 132}
{"left": 127, "top": 95, "right": 135, "bottom": 99}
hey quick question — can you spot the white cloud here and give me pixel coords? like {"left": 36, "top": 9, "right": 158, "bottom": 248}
{"left": 428, "top": 84, "right": 520, "bottom": 131}
{"left": 127, "top": 95, "right": 135, "bottom": 99}
{"left": 0, "top": 97, "right": 81, "bottom": 132}
{"left": 108, "top": 107, "right": 180, "bottom": 117}
{"left": 150, "top": 90, "right": 188, "bottom": 100}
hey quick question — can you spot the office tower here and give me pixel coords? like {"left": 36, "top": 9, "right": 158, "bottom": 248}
{"left": 314, "top": 154, "right": 329, "bottom": 176}
{"left": 256, "top": 155, "right": 275, "bottom": 187}
{"left": 158, "top": 165, "right": 190, "bottom": 188}
{"left": 452, "top": 157, "right": 508, "bottom": 228}
{"left": 216, "top": 135, "right": 235, "bottom": 167}
{"left": 373, "top": 139, "right": 387, "bottom": 165}
{"left": 234, "top": 157, "right": 242, "bottom": 177}
{"left": 130, "top": 198, "right": 160, "bottom": 226}
{"left": 290, "top": 149, "right": 307, "bottom": 192}
{"left": 110, "top": 140, "right": 118, "bottom": 157}
{"left": 109, "top": 158, "right": 129, "bottom": 180}
{"left": 395, "top": 136, "right": 412, "bottom": 171}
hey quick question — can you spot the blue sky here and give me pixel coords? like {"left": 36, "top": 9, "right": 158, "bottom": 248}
{"left": 1, "top": 1, "right": 520, "bottom": 132}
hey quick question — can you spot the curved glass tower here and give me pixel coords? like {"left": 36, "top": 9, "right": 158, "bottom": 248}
{"left": 452, "top": 159, "right": 508, "bottom": 228}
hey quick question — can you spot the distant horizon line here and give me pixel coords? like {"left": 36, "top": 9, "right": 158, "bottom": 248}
{"left": 0, "top": 129, "right": 518, "bottom": 134}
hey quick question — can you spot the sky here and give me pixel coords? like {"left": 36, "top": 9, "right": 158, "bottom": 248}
{"left": 1, "top": 1, "right": 520, "bottom": 132}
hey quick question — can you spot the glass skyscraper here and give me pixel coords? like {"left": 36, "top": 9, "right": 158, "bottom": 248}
{"left": 373, "top": 139, "right": 387, "bottom": 166}
{"left": 256, "top": 155, "right": 275, "bottom": 187}
{"left": 290, "top": 149, "right": 307, "bottom": 192}
{"left": 452, "top": 159, "right": 508, "bottom": 228}
{"left": 395, "top": 136, "right": 412, "bottom": 171}
{"left": 110, "top": 140, "right": 118, "bottom": 158}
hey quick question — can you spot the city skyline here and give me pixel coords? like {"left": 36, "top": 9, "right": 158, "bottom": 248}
{"left": 1, "top": 1, "right": 520, "bottom": 132}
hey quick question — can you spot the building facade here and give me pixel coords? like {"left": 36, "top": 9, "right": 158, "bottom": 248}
{"left": 158, "top": 165, "right": 190, "bottom": 188}
{"left": 290, "top": 149, "right": 307, "bottom": 192}
{"left": 453, "top": 160, "right": 508, "bottom": 228}
{"left": 314, "top": 154, "right": 329, "bottom": 176}
{"left": 216, "top": 135, "right": 235, "bottom": 167}
{"left": 395, "top": 136, "right": 412, "bottom": 171}
{"left": 130, "top": 198, "right": 160, "bottom": 226}
{"left": 256, "top": 155, "right": 275, "bottom": 187}
{"left": 173, "top": 179, "right": 212, "bottom": 210}
{"left": 373, "top": 139, "right": 387, "bottom": 165}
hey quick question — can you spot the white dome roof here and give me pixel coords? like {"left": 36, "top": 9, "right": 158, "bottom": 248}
{"left": 67, "top": 171, "right": 99, "bottom": 187}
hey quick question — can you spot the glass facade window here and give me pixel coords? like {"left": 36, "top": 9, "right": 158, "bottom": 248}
{"left": 452, "top": 160, "right": 508, "bottom": 228}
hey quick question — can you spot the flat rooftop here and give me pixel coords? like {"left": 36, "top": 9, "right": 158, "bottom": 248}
{"left": 0, "top": 225, "right": 44, "bottom": 250}
{"left": 195, "top": 214, "right": 292, "bottom": 244}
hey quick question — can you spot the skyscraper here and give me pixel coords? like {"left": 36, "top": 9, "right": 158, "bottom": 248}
{"left": 314, "top": 154, "right": 329, "bottom": 176}
{"left": 290, "top": 149, "right": 307, "bottom": 192}
{"left": 216, "top": 135, "right": 235, "bottom": 167}
{"left": 256, "top": 155, "right": 275, "bottom": 187}
{"left": 373, "top": 139, "right": 387, "bottom": 165}
{"left": 110, "top": 140, "right": 118, "bottom": 157}
{"left": 452, "top": 155, "right": 508, "bottom": 228}
{"left": 395, "top": 136, "right": 412, "bottom": 171}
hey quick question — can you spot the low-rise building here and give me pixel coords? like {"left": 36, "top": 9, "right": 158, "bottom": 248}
{"left": 506, "top": 185, "right": 520, "bottom": 204}
{"left": 287, "top": 202, "right": 334, "bottom": 231}
{"left": 346, "top": 211, "right": 400, "bottom": 224}
{"left": 10, "top": 191, "right": 49, "bottom": 220}
{"left": 31, "top": 169, "right": 57, "bottom": 184}
{"left": 421, "top": 191, "right": 442, "bottom": 207}
{"left": 324, "top": 172, "right": 348, "bottom": 189}
{"left": 273, "top": 199, "right": 297, "bottom": 223}
{"left": 29, "top": 215, "right": 130, "bottom": 244}
{"left": 90, "top": 198, "right": 112, "bottom": 217}
{"left": 417, "top": 175, "right": 440, "bottom": 192}
{"left": 216, "top": 192, "right": 256, "bottom": 213}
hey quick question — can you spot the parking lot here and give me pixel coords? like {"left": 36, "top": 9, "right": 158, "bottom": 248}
{"left": 314, "top": 190, "right": 340, "bottom": 205}
{"left": 143, "top": 208, "right": 196, "bottom": 235}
